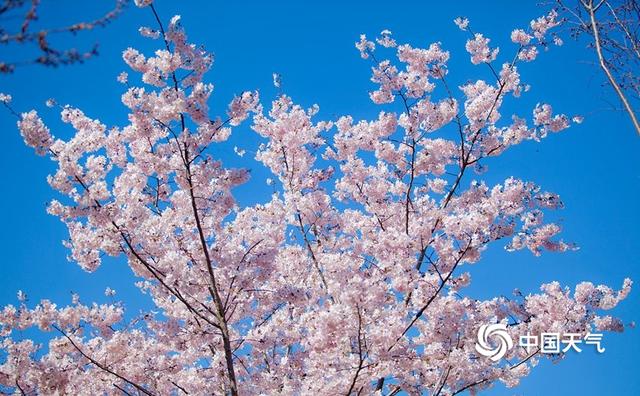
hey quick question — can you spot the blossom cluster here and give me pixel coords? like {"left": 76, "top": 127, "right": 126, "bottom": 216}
{"left": 1, "top": 7, "right": 631, "bottom": 396}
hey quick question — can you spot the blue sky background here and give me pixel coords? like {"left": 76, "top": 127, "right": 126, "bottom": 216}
{"left": 0, "top": 1, "right": 638, "bottom": 394}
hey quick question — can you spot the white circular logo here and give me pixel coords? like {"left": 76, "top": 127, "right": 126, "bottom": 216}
{"left": 475, "top": 323, "right": 513, "bottom": 361}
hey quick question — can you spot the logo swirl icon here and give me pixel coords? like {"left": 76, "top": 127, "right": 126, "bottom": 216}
{"left": 475, "top": 323, "right": 513, "bottom": 361}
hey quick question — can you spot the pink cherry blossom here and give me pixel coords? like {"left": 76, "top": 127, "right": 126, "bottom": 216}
{"left": 134, "top": 0, "right": 153, "bottom": 7}
{"left": 454, "top": 17, "right": 469, "bottom": 31}
{"left": 355, "top": 34, "right": 375, "bottom": 59}
{"left": 511, "top": 29, "right": 533, "bottom": 45}
{"left": 531, "top": 9, "right": 561, "bottom": 41}
{"left": 465, "top": 33, "right": 499, "bottom": 65}
{"left": 376, "top": 29, "right": 397, "bottom": 48}
{"left": 533, "top": 103, "right": 570, "bottom": 133}
{"left": 518, "top": 45, "right": 539, "bottom": 62}
{"left": 17, "top": 110, "right": 53, "bottom": 155}
{"left": 139, "top": 26, "right": 160, "bottom": 39}
{"left": 227, "top": 91, "right": 261, "bottom": 126}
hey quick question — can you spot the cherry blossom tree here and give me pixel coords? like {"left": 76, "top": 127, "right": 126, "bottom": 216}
{"left": 0, "top": 2, "right": 632, "bottom": 395}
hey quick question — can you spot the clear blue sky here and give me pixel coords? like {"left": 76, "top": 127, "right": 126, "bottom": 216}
{"left": 0, "top": 1, "right": 638, "bottom": 394}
